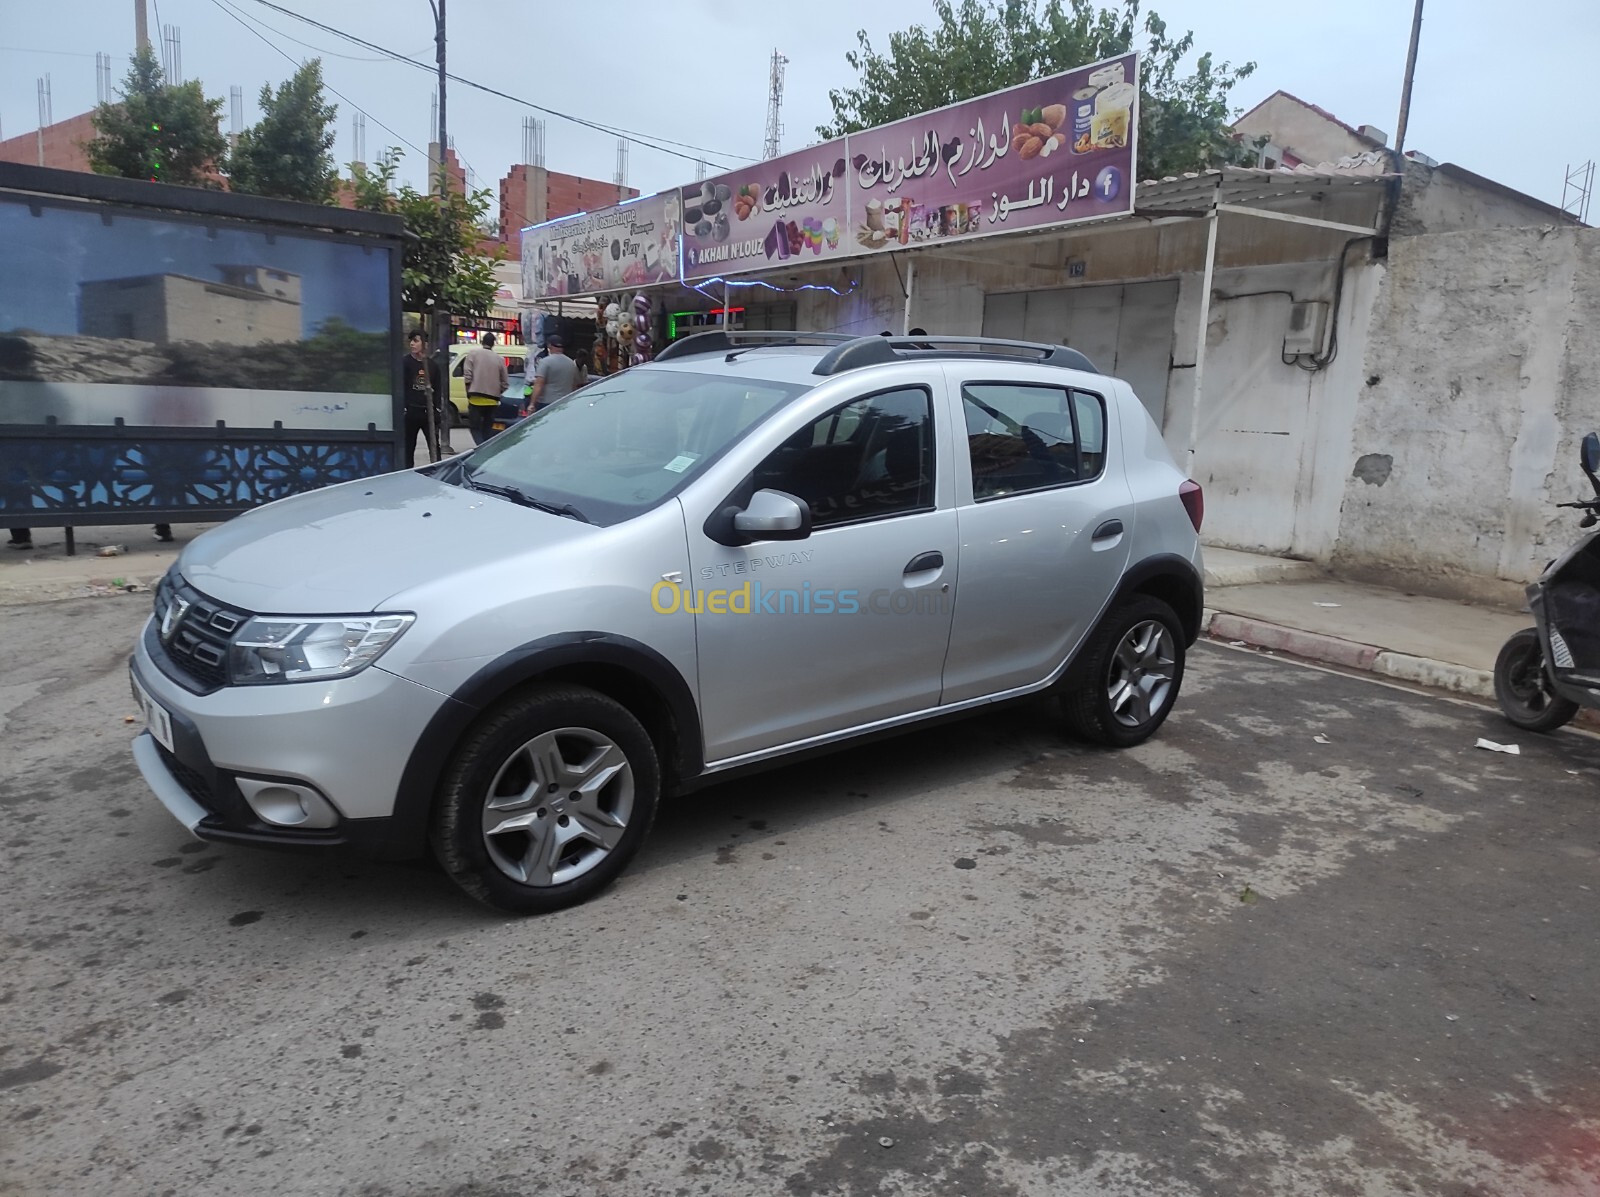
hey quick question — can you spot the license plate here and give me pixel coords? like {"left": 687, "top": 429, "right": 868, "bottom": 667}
{"left": 131, "top": 670, "right": 175, "bottom": 753}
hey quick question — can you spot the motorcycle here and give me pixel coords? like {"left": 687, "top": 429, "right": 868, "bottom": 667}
{"left": 1494, "top": 431, "right": 1600, "bottom": 732}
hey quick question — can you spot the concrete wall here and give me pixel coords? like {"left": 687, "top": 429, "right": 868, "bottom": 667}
{"left": 1164, "top": 257, "right": 1382, "bottom": 560}
{"left": 1335, "top": 225, "right": 1600, "bottom": 603}
{"left": 1393, "top": 161, "right": 1576, "bottom": 236}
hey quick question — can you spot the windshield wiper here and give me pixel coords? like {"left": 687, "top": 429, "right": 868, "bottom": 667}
{"left": 466, "top": 478, "right": 590, "bottom": 523}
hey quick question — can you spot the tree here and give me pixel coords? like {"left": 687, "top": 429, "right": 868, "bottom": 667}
{"left": 348, "top": 148, "right": 501, "bottom": 320}
{"left": 228, "top": 60, "right": 338, "bottom": 204}
{"left": 819, "top": 0, "right": 1257, "bottom": 179}
{"left": 86, "top": 45, "right": 227, "bottom": 186}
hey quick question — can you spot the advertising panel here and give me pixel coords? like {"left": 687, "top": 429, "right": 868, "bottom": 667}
{"left": 679, "top": 142, "right": 852, "bottom": 281}
{"left": 0, "top": 173, "right": 405, "bottom": 528}
{"left": 522, "top": 192, "right": 681, "bottom": 300}
{"left": 847, "top": 52, "right": 1137, "bottom": 254}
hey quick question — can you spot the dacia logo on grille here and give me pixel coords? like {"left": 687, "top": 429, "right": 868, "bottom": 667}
{"left": 160, "top": 597, "right": 191, "bottom": 644}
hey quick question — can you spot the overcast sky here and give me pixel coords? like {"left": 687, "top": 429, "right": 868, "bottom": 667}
{"left": 2, "top": 0, "right": 1596, "bottom": 212}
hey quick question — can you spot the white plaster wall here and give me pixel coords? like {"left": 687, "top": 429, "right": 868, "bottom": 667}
{"left": 1335, "top": 226, "right": 1600, "bottom": 599}
{"left": 1232, "top": 93, "right": 1375, "bottom": 165}
{"left": 1162, "top": 259, "right": 1381, "bottom": 559}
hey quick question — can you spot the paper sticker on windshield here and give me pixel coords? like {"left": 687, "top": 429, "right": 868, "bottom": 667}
{"left": 664, "top": 454, "right": 698, "bottom": 474}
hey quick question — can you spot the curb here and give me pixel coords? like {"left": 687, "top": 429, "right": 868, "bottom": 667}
{"left": 1202, "top": 608, "right": 1494, "bottom": 701}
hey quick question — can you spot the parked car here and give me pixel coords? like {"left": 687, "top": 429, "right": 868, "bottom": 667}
{"left": 129, "top": 332, "right": 1205, "bottom": 914}
{"left": 447, "top": 343, "right": 527, "bottom": 422}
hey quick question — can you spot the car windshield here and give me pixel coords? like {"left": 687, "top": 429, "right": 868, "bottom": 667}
{"left": 455, "top": 367, "right": 807, "bottom": 526}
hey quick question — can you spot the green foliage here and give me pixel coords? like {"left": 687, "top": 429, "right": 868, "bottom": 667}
{"left": 819, "top": 0, "right": 1257, "bottom": 179}
{"left": 348, "top": 148, "right": 501, "bottom": 318}
{"left": 228, "top": 60, "right": 339, "bottom": 204}
{"left": 86, "top": 45, "right": 227, "bottom": 186}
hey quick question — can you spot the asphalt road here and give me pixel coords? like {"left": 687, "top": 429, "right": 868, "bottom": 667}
{"left": 3, "top": 595, "right": 1598, "bottom": 1197}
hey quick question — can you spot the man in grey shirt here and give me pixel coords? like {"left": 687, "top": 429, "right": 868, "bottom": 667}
{"left": 528, "top": 334, "right": 579, "bottom": 412}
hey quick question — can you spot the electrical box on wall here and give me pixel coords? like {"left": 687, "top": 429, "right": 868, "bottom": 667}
{"left": 1284, "top": 300, "right": 1329, "bottom": 355}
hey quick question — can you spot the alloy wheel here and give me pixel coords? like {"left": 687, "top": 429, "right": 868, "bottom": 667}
{"left": 480, "top": 728, "right": 634, "bottom": 887}
{"left": 1107, "top": 619, "right": 1177, "bottom": 729}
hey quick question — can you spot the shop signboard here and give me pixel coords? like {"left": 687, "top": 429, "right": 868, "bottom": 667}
{"left": 521, "top": 191, "right": 681, "bottom": 301}
{"left": 847, "top": 52, "right": 1137, "bottom": 254}
{"left": 679, "top": 142, "right": 852, "bottom": 281}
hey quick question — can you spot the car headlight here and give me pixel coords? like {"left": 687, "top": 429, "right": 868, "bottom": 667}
{"left": 228, "top": 614, "right": 415, "bottom": 685}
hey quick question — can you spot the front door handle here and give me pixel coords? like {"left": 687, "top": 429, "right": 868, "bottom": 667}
{"left": 905, "top": 551, "right": 943, "bottom": 574}
{"left": 1092, "top": 519, "right": 1124, "bottom": 541}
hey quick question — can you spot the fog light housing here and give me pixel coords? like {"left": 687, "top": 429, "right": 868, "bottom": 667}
{"left": 236, "top": 778, "right": 340, "bottom": 829}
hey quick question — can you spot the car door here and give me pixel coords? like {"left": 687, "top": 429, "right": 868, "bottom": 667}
{"left": 682, "top": 380, "right": 958, "bottom": 763}
{"left": 940, "top": 367, "right": 1135, "bottom": 703}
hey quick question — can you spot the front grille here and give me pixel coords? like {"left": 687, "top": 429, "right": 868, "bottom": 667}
{"left": 157, "top": 745, "right": 214, "bottom": 809}
{"left": 152, "top": 572, "right": 251, "bottom": 691}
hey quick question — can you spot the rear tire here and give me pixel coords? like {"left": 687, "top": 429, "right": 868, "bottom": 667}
{"left": 1061, "top": 596, "right": 1186, "bottom": 747}
{"left": 1494, "top": 628, "right": 1578, "bottom": 732}
{"left": 430, "top": 685, "right": 660, "bottom": 914}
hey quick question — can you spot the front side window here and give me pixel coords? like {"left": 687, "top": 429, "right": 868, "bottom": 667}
{"left": 963, "top": 383, "right": 1106, "bottom": 501}
{"left": 458, "top": 368, "right": 807, "bottom": 526}
{"left": 751, "top": 387, "right": 934, "bottom": 528}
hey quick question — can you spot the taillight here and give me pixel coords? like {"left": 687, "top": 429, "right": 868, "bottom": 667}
{"left": 1179, "top": 479, "right": 1204, "bottom": 532}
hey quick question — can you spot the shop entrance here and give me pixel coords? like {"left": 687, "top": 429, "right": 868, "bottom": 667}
{"left": 982, "top": 280, "right": 1177, "bottom": 428}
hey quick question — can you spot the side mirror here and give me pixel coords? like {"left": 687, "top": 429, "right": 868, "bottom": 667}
{"left": 731, "top": 489, "right": 812, "bottom": 542}
{"left": 1583, "top": 432, "right": 1600, "bottom": 476}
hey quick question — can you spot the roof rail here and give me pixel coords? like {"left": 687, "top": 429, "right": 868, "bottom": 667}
{"left": 654, "top": 330, "right": 856, "bottom": 363}
{"left": 812, "top": 336, "right": 1101, "bottom": 377}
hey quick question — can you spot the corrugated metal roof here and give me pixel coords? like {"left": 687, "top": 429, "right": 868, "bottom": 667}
{"left": 1134, "top": 165, "right": 1395, "bottom": 214}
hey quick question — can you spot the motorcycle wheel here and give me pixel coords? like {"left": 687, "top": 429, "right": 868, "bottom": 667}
{"left": 1494, "top": 627, "right": 1579, "bottom": 732}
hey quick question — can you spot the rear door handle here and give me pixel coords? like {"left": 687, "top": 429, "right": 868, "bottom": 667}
{"left": 1092, "top": 519, "right": 1124, "bottom": 541}
{"left": 905, "top": 551, "right": 943, "bottom": 574}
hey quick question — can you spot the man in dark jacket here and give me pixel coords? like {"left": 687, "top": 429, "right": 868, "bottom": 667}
{"left": 401, "top": 329, "right": 443, "bottom": 465}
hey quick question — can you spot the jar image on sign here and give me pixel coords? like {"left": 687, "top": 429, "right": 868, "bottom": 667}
{"left": 1070, "top": 86, "right": 1100, "bottom": 155}
{"left": 1092, "top": 81, "right": 1136, "bottom": 150}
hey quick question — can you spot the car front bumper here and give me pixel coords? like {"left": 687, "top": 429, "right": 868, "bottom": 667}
{"left": 129, "top": 618, "right": 452, "bottom": 857}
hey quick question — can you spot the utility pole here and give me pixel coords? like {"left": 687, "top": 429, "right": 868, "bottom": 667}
{"left": 429, "top": 0, "right": 450, "bottom": 459}
{"left": 1393, "top": 0, "right": 1424, "bottom": 162}
{"left": 135, "top": 0, "right": 150, "bottom": 52}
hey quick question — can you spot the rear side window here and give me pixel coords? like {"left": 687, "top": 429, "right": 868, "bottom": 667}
{"left": 962, "top": 383, "right": 1106, "bottom": 501}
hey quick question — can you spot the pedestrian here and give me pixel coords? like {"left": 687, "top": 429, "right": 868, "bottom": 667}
{"left": 527, "top": 333, "right": 579, "bottom": 412}
{"left": 7, "top": 528, "right": 31, "bottom": 550}
{"left": 461, "top": 332, "right": 510, "bottom": 446}
{"left": 400, "top": 329, "right": 442, "bottom": 466}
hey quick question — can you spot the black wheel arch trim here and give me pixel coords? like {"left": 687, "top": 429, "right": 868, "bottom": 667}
{"left": 1107, "top": 553, "right": 1205, "bottom": 646}
{"left": 380, "top": 632, "right": 703, "bottom": 861}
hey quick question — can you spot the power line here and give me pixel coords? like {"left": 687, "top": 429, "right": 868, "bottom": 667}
{"left": 0, "top": 45, "right": 102, "bottom": 59}
{"left": 245, "top": 0, "right": 755, "bottom": 168}
{"left": 210, "top": 0, "right": 437, "bottom": 172}
{"left": 215, "top": 4, "right": 433, "bottom": 64}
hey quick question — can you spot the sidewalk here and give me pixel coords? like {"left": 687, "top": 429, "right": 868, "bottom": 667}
{"left": 0, "top": 523, "right": 216, "bottom": 604}
{"left": 1202, "top": 547, "right": 1528, "bottom": 700}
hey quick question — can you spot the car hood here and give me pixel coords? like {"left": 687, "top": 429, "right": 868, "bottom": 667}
{"left": 178, "top": 469, "right": 592, "bottom": 613}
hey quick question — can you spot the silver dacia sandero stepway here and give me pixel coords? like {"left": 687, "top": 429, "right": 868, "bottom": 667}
{"left": 130, "top": 332, "right": 1205, "bottom": 914}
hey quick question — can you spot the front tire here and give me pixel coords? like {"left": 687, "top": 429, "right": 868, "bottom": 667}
{"left": 430, "top": 685, "right": 660, "bottom": 914}
{"left": 1494, "top": 628, "right": 1579, "bottom": 732}
{"left": 1061, "top": 596, "right": 1186, "bottom": 747}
